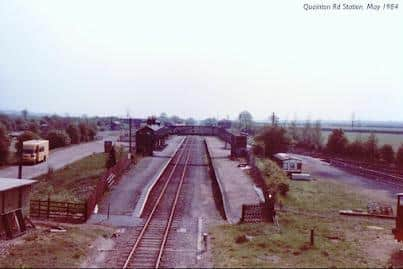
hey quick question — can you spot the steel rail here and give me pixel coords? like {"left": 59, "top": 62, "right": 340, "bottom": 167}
{"left": 122, "top": 137, "right": 191, "bottom": 269}
{"left": 154, "top": 137, "right": 192, "bottom": 268}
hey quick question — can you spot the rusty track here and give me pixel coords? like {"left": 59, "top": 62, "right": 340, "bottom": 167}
{"left": 122, "top": 136, "right": 193, "bottom": 268}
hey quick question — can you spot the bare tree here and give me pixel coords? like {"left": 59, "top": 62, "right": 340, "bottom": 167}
{"left": 21, "top": 109, "right": 28, "bottom": 120}
{"left": 238, "top": 111, "right": 253, "bottom": 132}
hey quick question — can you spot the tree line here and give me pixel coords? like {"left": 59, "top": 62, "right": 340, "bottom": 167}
{"left": 254, "top": 118, "right": 403, "bottom": 169}
{"left": 326, "top": 128, "right": 403, "bottom": 167}
{"left": 0, "top": 111, "right": 98, "bottom": 165}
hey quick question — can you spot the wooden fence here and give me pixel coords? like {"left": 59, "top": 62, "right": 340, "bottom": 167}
{"left": 30, "top": 199, "right": 86, "bottom": 223}
{"left": 330, "top": 159, "right": 403, "bottom": 184}
{"left": 30, "top": 158, "right": 132, "bottom": 223}
{"left": 85, "top": 158, "right": 132, "bottom": 219}
{"left": 241, "top": 203, "right": 270, "bottom": 223}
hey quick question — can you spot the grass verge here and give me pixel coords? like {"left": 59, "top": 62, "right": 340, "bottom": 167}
{"left": 32, "top": 147, "right": 128, "bottom": 202}
{"left": 0, "top": 223, "right": 114, "bottom": 268}
{"left": 210, "top": 164, "right": 398, "bottom": 267}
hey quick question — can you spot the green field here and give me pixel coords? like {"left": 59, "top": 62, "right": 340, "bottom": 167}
{"left": 322, "top": 131, "right": 403, "bottom": 151}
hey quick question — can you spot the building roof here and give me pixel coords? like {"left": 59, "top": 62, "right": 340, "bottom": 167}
{"left": 148, "top": 124, "right": 164, "bottom": 131}
{"left": 137, "top": 124, "right": 167, "bottom": 134}
{"left": 23, "top": 140, "right": 48, "bottom": 145}
{"left": 0, "top": 178, "right": 37, "bottom": 192}
{"left": 273, "top": 153, "right": 302, "bottom": 161}
{"left": 9, "top": 131, "right": 24, "bottom": 138}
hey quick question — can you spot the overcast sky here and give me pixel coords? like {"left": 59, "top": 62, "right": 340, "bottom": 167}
{"left": 0, "top": 0, "right": 402, "bottom": 121}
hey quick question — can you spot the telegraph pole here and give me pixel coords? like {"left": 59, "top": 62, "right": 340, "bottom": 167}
{"left": 128, "top": 118, "right": 132, "bottom": 159}
{"left": 18, "top": 140, "right": 23, "bottom": 179}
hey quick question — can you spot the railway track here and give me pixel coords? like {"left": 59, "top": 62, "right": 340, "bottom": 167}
{"left": 120, "top": 136, "right": 193, "bottom": 268}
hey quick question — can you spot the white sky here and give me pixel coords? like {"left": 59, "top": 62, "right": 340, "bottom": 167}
{"left": 0, "top": 0, "right": 402, "bottom": 121}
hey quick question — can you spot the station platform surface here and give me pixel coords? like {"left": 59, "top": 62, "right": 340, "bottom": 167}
{"left": 205, "top": 136, "right": 260, "bottom": 223}
{"left": 89, "top": 136, "right": 184, "bottom": 226}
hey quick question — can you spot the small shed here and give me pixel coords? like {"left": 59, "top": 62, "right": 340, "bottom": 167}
{"left": 136, "top": 125, "right": 169, "bottom": 156}
{"left": 229, "top": 131, "right": 247, "bottom": 157}
{"left": 273, "top": 153, "right": 302, "bottom": 176}
{"left": 0, "top": 178, "right": 37, "bottom": 239}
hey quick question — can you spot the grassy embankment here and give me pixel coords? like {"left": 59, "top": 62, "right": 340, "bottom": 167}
{"left": 0, "top": 223, "right": 114, "bottom": 268}
{"left": 32, "top": 147, "right": 129, "bottom": 202}
{"left": 210, "top": 159, "right": 398, "bottom": 267}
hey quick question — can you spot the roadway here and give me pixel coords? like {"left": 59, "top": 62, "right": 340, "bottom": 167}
{"left": 290, "top": 153, "right": 402, "bottom": 199}
{"left": 0, "top": 131, "right": 120, "bottom": 179}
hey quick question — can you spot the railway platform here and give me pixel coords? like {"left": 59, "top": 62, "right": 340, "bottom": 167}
{"left": 88, "top": 135, "right": 185, "bottom": 226}
{"left": 205, "top": 136, "right": 260, "bottom": 223}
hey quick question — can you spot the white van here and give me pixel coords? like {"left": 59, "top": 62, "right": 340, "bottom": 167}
{"left": 22, "top": 140, "right": 49, "bottom": 164}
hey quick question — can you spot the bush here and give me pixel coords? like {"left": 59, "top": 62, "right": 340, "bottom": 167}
{"left": 379, "top": 144, "right": 395, "bottom": 163}
{"left": 252, "top": 144, "right": 264, "bottom": 157}
{"left": 87, "top": 126, "right": 97, "bottom": 141}
{"left": 15, "top": 131, "right": 40, "bottom": 153}
{"left": 396, "top": 145, "right": 403, "bottom": 169}
{"left": 326, "top": 129, "right": 348, "bottom": 155}
{"left": 79, "top": 123, "right": 89, "bottom": 142}
{"left": 0, "top": 123, "right": 11, "bottom": 165}
{"left": 106, "top": 146, "right": 116, "bottom": 169}
{"left": 364, "top": 133, "right": 379, "bottom": 162}
{"left": 66, "top": 124, "right": 81, "bottom": 144}
{"left": 277, "top": 182, "right": 290, "bottom": 196}
{"left": 0, "top": 114, "right": 14, "bottom": 131}
{"left": 47, "top": 130, "right": 71, "bottom": 149}
{"left": 256, "top": 158, "right": 290, "bottom": 197}
{"left": 255, "top": 126, "right": 291, "bottom": 157}
{"left": 345, "top": 139, "right": 365, "bottom": 160}
{"left": 28, "top": 122, "right": 40, "bottom": 135}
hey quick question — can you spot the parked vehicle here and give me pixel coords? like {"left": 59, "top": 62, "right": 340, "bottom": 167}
{"left": 22, "top": 140, "right": 49, "bottom": 164}
{"left": 273, "top": 153, "right": 302, "bottom": 176}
